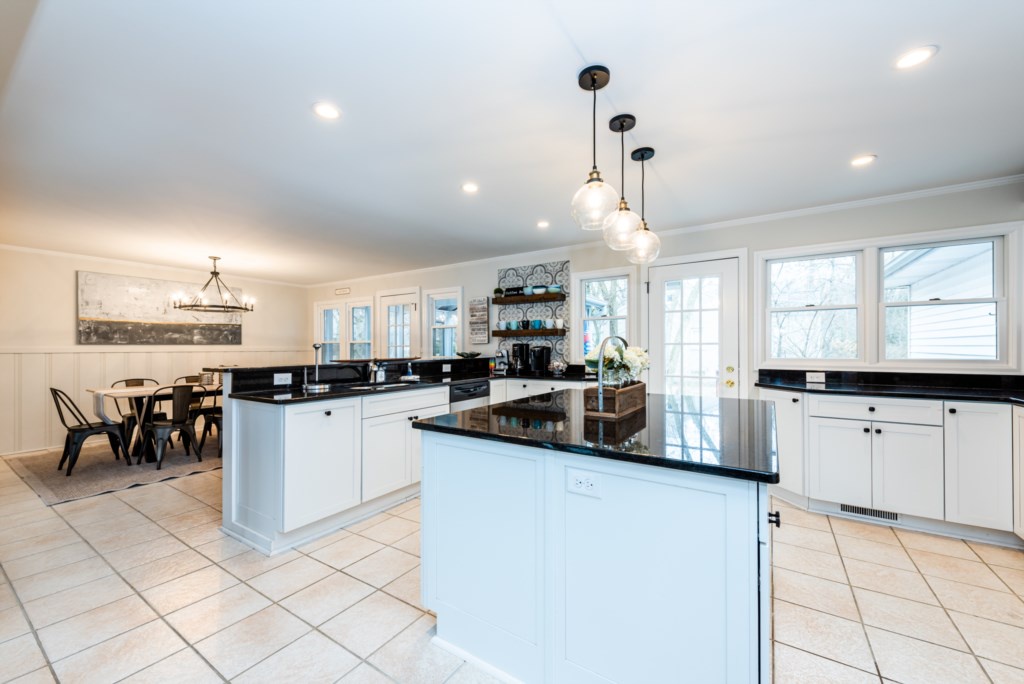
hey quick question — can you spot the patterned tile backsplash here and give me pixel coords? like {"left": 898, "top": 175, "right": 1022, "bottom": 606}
{"left": 496, "top": 260, "right": 570, "bottom": 366}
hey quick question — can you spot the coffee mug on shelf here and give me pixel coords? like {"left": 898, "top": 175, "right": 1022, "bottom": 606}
{"left": 544, "top": 319, "right": 554, "bottom": 329}
{"left": 509, "top": 320, "right": 520, "bottom": 330}
{"left": 497, "top": 320, "right": 507, "bottom": 330}
{"left": 524, "top": 286, "right": 534, "bottom": 295}
{"left": 531, "top": 319, "right": 542, "bottom": 330}
{"left": 555, "top": 318, "right": 564, "bottom": 329}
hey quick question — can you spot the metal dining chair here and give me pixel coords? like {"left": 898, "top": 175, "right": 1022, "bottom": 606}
{"left": 174, "top": 375, "right": 204, "bottom": 447}
{"left": 110, "top": 378, "right": 163, "bottom": 458}
{"left": 139, "top": 385, "right": 203, "bottom": 469}
{"left": 50, "top": 388, "right": 130, "bottom": 476}
{"left": 197, "top": 385, "right": 223, "bottom": 458}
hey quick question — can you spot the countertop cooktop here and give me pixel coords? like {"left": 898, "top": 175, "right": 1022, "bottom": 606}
{"left": 413, "top": 389, "right": 779, "bottom": 483}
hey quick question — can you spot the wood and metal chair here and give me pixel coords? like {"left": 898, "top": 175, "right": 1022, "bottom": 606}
{"left": 50, "top": 388, "right": 130, "bottom": 476}
{"left": 139, "top": 385, "right": 203, "bottom": 469}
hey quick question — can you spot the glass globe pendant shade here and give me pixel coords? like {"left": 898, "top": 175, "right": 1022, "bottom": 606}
{"left": 571, "top": 172, "right": 619, "bottom": 231}
{"left": 627, "top": 223, "right": 661, "bottom": 264}
{"left": 602, "top": 199, "right": 642, "bottom": 250}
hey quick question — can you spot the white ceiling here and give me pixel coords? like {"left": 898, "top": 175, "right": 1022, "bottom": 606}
{"left": 0, "top": 0, "right": 1022, "bottom": 285}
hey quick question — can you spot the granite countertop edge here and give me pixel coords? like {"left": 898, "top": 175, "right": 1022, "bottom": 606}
{"left": 756, "top": 380, "right": 1024, "bottom": 405}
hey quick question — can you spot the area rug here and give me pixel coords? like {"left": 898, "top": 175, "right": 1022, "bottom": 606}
{"left": 5, "top": 437, "right": 222, "bottom": 506}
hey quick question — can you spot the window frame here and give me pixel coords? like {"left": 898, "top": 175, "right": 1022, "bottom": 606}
{"left": 755, "top": 222, "right": 1020, "bottom": 373}
{"left": 313, "top": 301, "right": 343, "bottom": 363}
{"left": 345, "top": 298, "right": 374, "bottom": 360}
{"left": 422, "top": 286, "right": 463, "bottom": 359}
{"left": 375, "top": 287, "right": 421, "bottom": 360}
{"left": 570, "top": 267, "right": 637, "bottom": 364}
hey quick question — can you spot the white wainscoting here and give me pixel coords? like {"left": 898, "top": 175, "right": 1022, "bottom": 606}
{"left": 0, "top": 348, "right": 308, "bottom": 456}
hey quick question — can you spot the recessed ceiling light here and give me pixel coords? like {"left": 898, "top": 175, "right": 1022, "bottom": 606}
{"left": 537, "top": 220, "right": 550, "bottom": 229}
{"left": 896, "top": 45, "right": 939, "bottom": 70}
{"left": 851, "top": 154, "right": 877, "bottom": 167}
{"left": 312, "top": 102, "right": 341, "bottom": 120}
{"left": 461, "top": 182, "right": 479, "bottom": 194}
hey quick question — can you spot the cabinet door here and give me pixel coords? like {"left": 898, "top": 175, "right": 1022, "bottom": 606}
{"left": 524, "top": 380, "right": 560, "bottom": 396}
{"left": 808, "top": 417, "right": 872, "bottom": 507}
{"left": 489, "top": 379, "right": 507, "bottom": 405}
{"left": 362, "top": 411, "right": 412, "bottom": 501}
{"left": 759, "top": 389, "right": 805, "bottom": 496}
{"left": 1013, "top": 407, "right": 1024, "bottom": 540}
{"left": 282, "top": 399, "right": 361, "bottom": 532}
{"left": 506, "top": 381, "right": 532, "bottom": 401}
{"left": 946, "top": 402, "right": 1013, "bottom": 531}
{"left": 408, "top": 403, "right": 450, "bottom": 485}
{"left": 872, "top": 423, "right": 944, "bottom": 519}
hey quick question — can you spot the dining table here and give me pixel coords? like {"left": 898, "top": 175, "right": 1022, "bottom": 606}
{"left": 86, "top": 384, "right": 220, "bottom": 462}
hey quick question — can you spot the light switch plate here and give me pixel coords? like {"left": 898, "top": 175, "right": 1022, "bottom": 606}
{"left": 442, "top": 364, "right": 451, "bottom": 373}
{"left": 805, "top": 372, "right": 825, "bottom": 383}
{"left": 273, "top": 373, "right": 291, "bottom": 385}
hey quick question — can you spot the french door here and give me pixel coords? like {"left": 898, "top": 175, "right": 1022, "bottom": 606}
{"left": 649, "top": 258, "right": 740, "bottom": 398}
{"left": 378, "top": 292, "right": 419, "bottom": 359}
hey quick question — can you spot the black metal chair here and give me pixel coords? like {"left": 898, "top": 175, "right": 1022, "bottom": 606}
{"left": 139, "top": 385, "right": 203, "bottom": 469}
{"left": 174, "top": 375, "right": 204, "bottom": 446}
{"left": 197, "top": 385, "right": 223, "bottom": 458}
{"left": 110, "top": 378, "right": 165, "bottom": 458}
{"left": 50, "top": 388, "right": 129, "bottom": 476}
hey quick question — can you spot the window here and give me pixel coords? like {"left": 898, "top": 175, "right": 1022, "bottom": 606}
{"left": 767, "top": 254, "right": 859, "bottom": 360}
{"left": 424, "top": 288, "right": 462, "bottom": 358}
{"left": 315, "top": 303, "right": 342, "bottom": 362}
{"left": 882, "top": 238, "right": 1001, "bottom": 360}
{"left": 580, "top": 275, "right": 629, "bottom": 359}
{"left": 347, "top": 301, "right": 372, "bottom": 359}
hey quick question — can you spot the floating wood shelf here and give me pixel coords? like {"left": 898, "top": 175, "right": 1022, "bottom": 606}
{"left": 492, "top": 329, "right": 567, "bottom": 338}
{"left": 492, "top": 293, "right": 566, "bottom": 305}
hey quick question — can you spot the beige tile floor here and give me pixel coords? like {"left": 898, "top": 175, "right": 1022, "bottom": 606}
{"left": 2, "top": 453, "right": 1024, "bottom": 683}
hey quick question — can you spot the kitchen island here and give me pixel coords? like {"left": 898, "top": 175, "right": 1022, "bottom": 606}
{"left": 413, "top": 389, "right": 779, "bottom": 683}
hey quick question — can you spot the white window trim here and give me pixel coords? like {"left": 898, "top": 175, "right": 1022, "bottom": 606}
{"left": 755, "top": 221, "right": 1021, "bottom": 373}
{"left": 375, "top": 287, "right": 421, "bottom": 359}
{"left": 345, "top": 298, "right": 374, "bottom": 359}
{"left": 313, "top": 300, "right": 341, "bottom": 358}
{"left": 422, "top": 286, "right": 463, "bottom": 359}
{"left": 569, "top": 267, "right": 638, "bottom": 364}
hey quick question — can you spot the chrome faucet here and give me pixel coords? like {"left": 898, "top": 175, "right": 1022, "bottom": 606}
{"left": 312, "top": 343, "right": 322, "bottom": 383}
{"left": 596, "top": 335, "right": 629, "bottom": 413}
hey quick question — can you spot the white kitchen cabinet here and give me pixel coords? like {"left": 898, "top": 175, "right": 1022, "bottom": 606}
{"left": 944, "top": 401, "right": 1013, "bottom": 531}
{"left": 871, "top": 422, "right": 944, "bottom": 520}
{"left": 505, "top": 380, "right": 533, "bottom": 401}
{"left": 1013, "top": 406, "right": 1024, "bottom": 541}
{"left": 759, "top": 388, "right": 805, "bottom": 496}
{"left": 808, "top": 394, "right": 943, "bottom": 426}
{"left": 361, "top": 388, "right": 448, "bottom": 501}
{"left": 808, "top": 417, "right": 872, "bottom": 507}
{"left": 488, "top": 379, "right": 507, "bottom": 405}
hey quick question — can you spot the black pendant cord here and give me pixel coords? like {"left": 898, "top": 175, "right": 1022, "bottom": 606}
{"left": 640, "top": 157, "right": 646, "bottom": 221}
{"left": 590, "top": 77, "right": 598, "bottom": 171}
{"left": 619, "top": 128, "right": 626, "bottom": 201}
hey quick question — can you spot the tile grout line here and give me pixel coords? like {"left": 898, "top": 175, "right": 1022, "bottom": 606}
{"left": 0, "top": 561, "right": 61, "bottom": 682}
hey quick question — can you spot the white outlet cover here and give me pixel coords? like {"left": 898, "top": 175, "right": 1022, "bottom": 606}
{"left": 566, "top": 468, "right": 602, "bottom": 498}
{"left": 273, "top": 373, "right": 292, "bottom": 385}
{"left": 805, "top": 372, "right": 826, "bottom": 383}
{"left": 442, "top": 364, "right": 451, "bottom": 373}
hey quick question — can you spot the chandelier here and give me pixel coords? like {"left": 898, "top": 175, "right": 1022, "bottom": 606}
{"left": 172, "top": 257, "right": 255, "bottom": 313}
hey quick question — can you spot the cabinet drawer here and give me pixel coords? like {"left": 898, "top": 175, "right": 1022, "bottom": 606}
{"left": 362, "top": 386, "right": 450, "bottom": 418}
{"left": 807, "top": 394, "right": 943, "bottom": 426}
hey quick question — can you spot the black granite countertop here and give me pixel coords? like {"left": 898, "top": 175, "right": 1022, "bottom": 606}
{"left": 412, "top": 389, "right": 779, "bottom": 483}
{"left": 756, "top": 369, "right": 1024, "bottom": 405}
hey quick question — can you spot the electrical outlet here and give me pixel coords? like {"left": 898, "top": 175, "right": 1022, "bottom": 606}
{"left": 805, "top": 372, "right": 825, "bottom": 383}
{"left": 442, "top": 364, "right": 451, "bottom": 373}
{"left": 566, "top": 468, "right": 602, "bottom": 498}
{"left": 273, "top": 373, "right": 292, "bottom": 385}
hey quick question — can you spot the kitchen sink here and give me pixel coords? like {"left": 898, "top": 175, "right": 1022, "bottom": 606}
{"left": 345, "top": 384, "right": 409, "bottom": 391}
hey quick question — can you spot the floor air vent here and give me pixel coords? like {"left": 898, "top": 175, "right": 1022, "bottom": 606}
{"left": 840, "top": 504, "right": 898, "bottom": 521}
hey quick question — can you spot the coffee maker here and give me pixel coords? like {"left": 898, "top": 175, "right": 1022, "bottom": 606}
{"left": 530, "top": 345, "right": 552, "bottom": 373}
{"left": 511, "top": 343, "right": 531, "bottom": 373}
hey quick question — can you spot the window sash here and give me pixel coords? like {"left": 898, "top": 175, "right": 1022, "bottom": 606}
{"left": 580, "top": 276, "right": 630, "bottom": 358}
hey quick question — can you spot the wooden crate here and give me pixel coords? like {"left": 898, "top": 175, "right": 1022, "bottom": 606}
{"left": 583, "top": 408, "right": 647, "bottom": 444}
{"left": 583, "top": 381, "right": 646, "bottom": 419}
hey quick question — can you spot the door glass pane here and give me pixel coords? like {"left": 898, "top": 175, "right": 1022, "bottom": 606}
{"left": 769, "top": 309, "right": 858, "bottom": 359}
{"left": 386, "top": 304, "right": 411, "bottom": 358}
{"left": 885, "top": 303, "right": 997, "bottom": 360}
{"left": 663, "top": 276, "right": 722, "bottom": 405}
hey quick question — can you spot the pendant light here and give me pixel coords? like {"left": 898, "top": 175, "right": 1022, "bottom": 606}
{"left": 627, "top": 147, "right": 662, "bottom": 265}
{"left": 570, "top": 66, "right": 619, "bottom": 231}
{"left": 602, "top": 114, "right": 643, "bottom": 250}
{"left": 172, "top": 257, "right": 255, "bottom": 312}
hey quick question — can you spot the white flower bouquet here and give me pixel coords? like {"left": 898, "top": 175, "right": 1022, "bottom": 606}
{"left": 585, "top": 345, "right": 649, "bottom": 386}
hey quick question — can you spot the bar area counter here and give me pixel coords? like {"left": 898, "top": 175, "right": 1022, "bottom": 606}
{"left": 413, "top": 389, "right": 778, "bottom": 683}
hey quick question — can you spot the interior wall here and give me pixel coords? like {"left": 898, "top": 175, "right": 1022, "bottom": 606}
{"left": 0, "top": 247, "right": 310, "bottom": 454}
{"left": 307, "top": 179, "right": 1024, "bottom": 378}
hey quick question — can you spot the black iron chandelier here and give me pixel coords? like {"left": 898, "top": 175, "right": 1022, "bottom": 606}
{"left": 173, "top": 257, "right": 255, "bottom": 313}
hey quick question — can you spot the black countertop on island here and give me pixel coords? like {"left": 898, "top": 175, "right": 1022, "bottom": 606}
{"left": 413, "top": 389, "right": 779, "bottom": 484}
{"left": 757, "top": 369, "right": 1024, "bottom": 405}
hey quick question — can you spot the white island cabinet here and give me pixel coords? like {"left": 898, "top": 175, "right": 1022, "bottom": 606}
{"left": 417, "top": 391, "right": 776, "bottom": 683}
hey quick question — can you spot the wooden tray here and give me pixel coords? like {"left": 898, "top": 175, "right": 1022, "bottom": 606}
{"left": 584, "top": 381, "right": 646, "bottom": 419}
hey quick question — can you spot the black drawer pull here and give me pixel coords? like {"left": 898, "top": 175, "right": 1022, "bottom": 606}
{"left": 949, "top": 408, "right": 957, "bottom": 414}
{"left": 868, "top": 406, "right": 876, "bottom": 412}
{"left": 863, "top": 427, "right": 870, "bottom": 433}
{"left": 792, "top": 397, "right": 799, "bottom": 403}
{"left": 324, "top": 410, "right": 332, "bottom": 416}
{"left": 875, "top": 428, "right": 882, "bottom": 434}
{"left": 407, "top": 415, "right": 420, "bottom": 422}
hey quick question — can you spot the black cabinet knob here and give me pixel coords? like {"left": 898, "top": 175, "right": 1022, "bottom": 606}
{"left": 949, "top": 408, "right": 957, "bottom": 414}
{"left": 868, "top": 406, "right": 876, "bottom": 412}
{"left": 875, "top": 428, "right": 882, "bottom": 434}
{"left": 407, "top": 415, "right": 419, "bottom": 421}
{"left": 324, "top": 410, "right": 332, "bottom": 416}
{"left": 792, "top": 397, "right": 799, "bottom": 403}
{"left": 863, "top": 427, "right": 870, "bottom": 433}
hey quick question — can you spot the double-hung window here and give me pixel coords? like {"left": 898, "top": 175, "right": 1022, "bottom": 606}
{"left": 424, "top": 288, "right": 462, "bottom": 358}
{"left": 579, "top": 275, "right": 629, "bottom": 359}
{"left": 346, "top": 301, "right": 373, "bottom": 359}
{"left": 766, "top": 253, "right": 859, "bottom": 360}
{"left": 881, "top": 238, "right": 1002, "bottom": 360}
